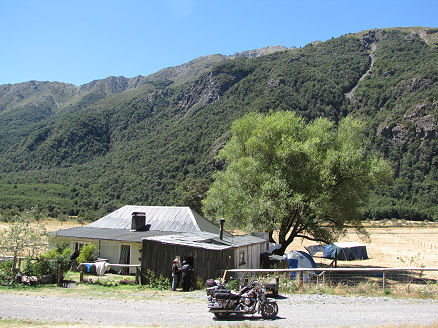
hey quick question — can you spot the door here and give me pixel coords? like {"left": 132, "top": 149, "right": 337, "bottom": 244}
{"left": 119, "top": 244, "right": 131, "bottom": 274}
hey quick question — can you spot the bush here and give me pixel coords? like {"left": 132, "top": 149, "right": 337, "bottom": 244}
{"left": 76, "top": 244, "right": 96, "bottom": 264}
{"left": 142, "top": 269, "right": 171, "bottom": 290}
{"left": 22, "top": 245, "right": 71, "bottom": 285}
{"left": 0, "top": 260, "right": 15, "bottom": 286}
{"left": 226, "top": 278, "right": 240, "bottom": 291}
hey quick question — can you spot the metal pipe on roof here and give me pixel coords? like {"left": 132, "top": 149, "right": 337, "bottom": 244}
{"left": 219, "top": 218, "right": 225, "bottom": 240}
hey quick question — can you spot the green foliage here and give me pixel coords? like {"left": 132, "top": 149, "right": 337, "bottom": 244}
{"left": 0, "top": 260, "right": 15, "bottom": 286}
{"left": 170, "top": 177, "right": 210, "bottom": 215}
{"left": 384, "top": 288, "right": 392, "bottom": 295}
{"left": 22, "top": 244, "right": 71, "bottom": 284}
{"left": 142, "top": 269, "right": 171, "bottom": 290}
{"left": 76, "top": 244, "right": 96, "bottom": 264}
{"left": 202, "top": 111, "right": 392, "bottom": 253}
{"left": 0, "top": 28, "right": 436, "bottom": 222}
{"left": 226, "top": 278, "right": 240, "bottom": 291}
{"left": 0, "top": 216, "right": 48, "bottom": 270}
{"left": 352, "top": 29, "right": 438, "bottom": 219}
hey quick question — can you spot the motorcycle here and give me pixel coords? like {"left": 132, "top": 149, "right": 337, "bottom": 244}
{"left": 206, "top": 280, "right": 279, "bottom": 319}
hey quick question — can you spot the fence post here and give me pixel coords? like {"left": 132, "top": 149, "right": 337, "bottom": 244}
{"left": 136, "top": 267, "right": 141, "bottom": 285}
{"left": 298, "top": 271, "right": 303, "bottom": 287}
{"left": 79, "top": 267, "right": 84, "bottom": 283}
{"left": 382, "top": 270, "right": 387, "bottom": 291}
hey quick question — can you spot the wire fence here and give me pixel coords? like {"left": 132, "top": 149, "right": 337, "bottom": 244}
{"left": 224, "top": 267, "right": 438, "bottom": 291}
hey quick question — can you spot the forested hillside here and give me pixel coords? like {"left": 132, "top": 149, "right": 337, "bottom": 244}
{"left": 0, "top": 27, "right": 437, "bottom": 221}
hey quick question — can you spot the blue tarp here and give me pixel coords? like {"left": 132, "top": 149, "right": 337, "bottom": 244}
{"left": 322, "top": 243, "right": 368, "bottom": 261}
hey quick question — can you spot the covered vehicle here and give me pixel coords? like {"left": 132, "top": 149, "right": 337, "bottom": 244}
{"left": 306, "top": 242, "right": 368, "bottom": 261}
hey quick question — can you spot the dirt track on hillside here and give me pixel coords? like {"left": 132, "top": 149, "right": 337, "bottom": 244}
{"left": 1, "top": 291, "right": 438, "bottom": 327}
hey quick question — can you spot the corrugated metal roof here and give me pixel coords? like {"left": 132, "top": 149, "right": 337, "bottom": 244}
{"left": 144, "top": 232, "right": 266, "bottom": 250}
{"left": 55, "top": 227, "right": 174, "bottom": 243}
{"left": 55, "top": 226, "right": 266, "bottom": 250}
{"left": 87, "top": 205, "right": 229, "bottom": 235}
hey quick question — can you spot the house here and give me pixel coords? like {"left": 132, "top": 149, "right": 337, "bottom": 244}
{"left": 54, "top": 205, "right": 267, "bottom": 277}
{"left": 142, "top": 230, "right": 267, "bottom": 281}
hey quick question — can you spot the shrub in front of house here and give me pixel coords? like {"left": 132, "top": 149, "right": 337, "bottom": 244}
{"left": 0, "top": 260, "right": 15, "bottom": 286}
{"left": 76, "top": 244, "right": 96, "bottom": 264}
{"left": 22, "top": 245, "right": 71, "bottom": 285}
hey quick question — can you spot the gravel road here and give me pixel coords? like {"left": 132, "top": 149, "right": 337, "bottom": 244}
{"left": 1, "top": 291, "right": 438, "bottom": 327}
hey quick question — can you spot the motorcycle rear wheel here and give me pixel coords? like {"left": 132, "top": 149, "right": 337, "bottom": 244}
{"left": 261, "top": 301, "right": 278, "bottom": 318}
{"left": 213, "top": 312, "right": 230, "bottom": 319}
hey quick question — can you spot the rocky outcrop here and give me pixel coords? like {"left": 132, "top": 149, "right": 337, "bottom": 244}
{"left": 0, "top": 81, "right": 78, "bottom": 113}
{"left": 361, "top": 30, "right": 387, "bottom": 49}
{"left": 79, "top": 75, "right": 150, "bottom": 94}
{"left": 176, "top": 72, "right": 226, "bottom": 115}
{"left": 345, "top": 30, "right": 387, "bottom": 101}
{"left": 378, "top": 103, "right": 437, "bottom": 143}
{"left": 405, "top": 103, "right": 437, "bottom": 139}
{"left": 266, "top": 78, "right": 286, "bottom": 92}
{"left": 230, "top": 46, "right": 288, "bottom": 59}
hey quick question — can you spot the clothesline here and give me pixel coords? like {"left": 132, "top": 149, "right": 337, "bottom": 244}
{"left": 78, "top": 263, "right": 140, "bottom": 268}
{"left": 77, "top": 262, "right": 142, "bottom": 284}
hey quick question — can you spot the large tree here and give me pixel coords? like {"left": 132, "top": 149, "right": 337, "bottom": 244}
{"left": 202, "top": 111, "right": 392, "bottom": 254}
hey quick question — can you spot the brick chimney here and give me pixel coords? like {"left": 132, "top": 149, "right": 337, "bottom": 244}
{"left": 131, "top": 212, "right": 146, "bottom": 231}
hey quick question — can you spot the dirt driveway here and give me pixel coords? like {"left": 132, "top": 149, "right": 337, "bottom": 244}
{"left": 1, "top": 291, "right": 438, "bottom": 327}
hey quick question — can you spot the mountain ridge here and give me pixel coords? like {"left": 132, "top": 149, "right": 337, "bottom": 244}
{"left": 0, "top": 27, "right": 437, "bottom": 222}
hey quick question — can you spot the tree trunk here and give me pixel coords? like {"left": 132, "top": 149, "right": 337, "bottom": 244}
{"left": 274, "top": 242, "right": 289, "bottom": 255}
{"left": 268, "top": 231, "right": 275, "bottom": 243}
{"left": 12, "top": 254, "right": 18, "bottom": 271}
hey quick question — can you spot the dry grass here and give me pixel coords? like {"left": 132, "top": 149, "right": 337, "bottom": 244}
{"left": 2, "top": 218, "right": 438, "bottom": 279}
{"left": 0, "top": 218, "right": 83, "bottom": 232}
{"left": 287, "top": 221, "right": 438, "bottom": 280}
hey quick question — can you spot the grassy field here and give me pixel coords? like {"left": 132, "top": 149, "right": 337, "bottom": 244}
{"left": 0, "top": 218, "right": 84, "bottom": 232}
{"left": 286, "top": 221, "right": 438, "bottom": 279}
{"left": 2, "top": 218, "right": 438, "bottom": 280}
{"left": 2, "top": 218, "right": 438, "bottom": 271}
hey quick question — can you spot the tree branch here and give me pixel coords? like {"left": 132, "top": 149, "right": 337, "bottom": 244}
{"left": 295, "top": 234, "right": 331, "bottom": 244}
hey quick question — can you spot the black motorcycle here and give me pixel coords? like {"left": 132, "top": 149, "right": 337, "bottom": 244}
{"left": 206, "top": 280, "right": 279, "bottom": 319}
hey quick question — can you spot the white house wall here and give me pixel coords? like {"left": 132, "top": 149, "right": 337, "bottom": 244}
{"left": 98, "top": 240, "right": 141, "bottom": 274}
{"left": 55, "top": 237, "right": 141, "bottom": 274}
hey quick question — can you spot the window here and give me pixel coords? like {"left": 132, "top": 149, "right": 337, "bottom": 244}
{"left": 239, "top": 250, "right": 246, "bottom": 265}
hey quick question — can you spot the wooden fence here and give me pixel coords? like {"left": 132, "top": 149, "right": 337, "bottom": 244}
{"left": 224, "top": 267, "right": 438, "bottom": 291}
{"left": 0, "top": 255, "right": 25, "bottom": 268}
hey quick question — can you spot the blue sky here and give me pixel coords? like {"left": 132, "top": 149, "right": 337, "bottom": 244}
{"left": 1, "top": 0, "right": 437, "bottom": 86}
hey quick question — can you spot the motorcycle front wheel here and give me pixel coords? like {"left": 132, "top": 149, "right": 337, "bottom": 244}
{"left": 261, "top": 301, "right": 278, "bottom": 319}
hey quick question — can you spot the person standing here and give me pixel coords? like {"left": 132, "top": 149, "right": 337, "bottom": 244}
{"left": 180, "top": 260, "right": 194, "bottom": 292}
{"left": 171, "top": 258, "right": 180, "bottom": 291}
